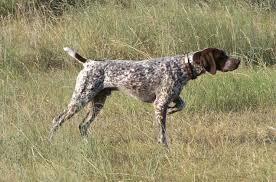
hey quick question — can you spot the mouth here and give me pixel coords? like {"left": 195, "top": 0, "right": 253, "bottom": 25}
{"left": 222, "top": 58, "right": 240, "bottom": 72}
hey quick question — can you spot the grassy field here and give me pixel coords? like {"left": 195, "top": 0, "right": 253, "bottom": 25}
{"left": 1, "top": 0, "right": 276, "bottom": 181}
{"left": 1, "top": 0, "right": 276, "bottom": 72}
{"left": 1, "top": 69, "right": 276, "bottom": 181}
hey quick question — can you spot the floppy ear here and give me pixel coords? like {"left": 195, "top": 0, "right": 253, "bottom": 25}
{"left": 201, "top": 50, "right": 216, "bottom": 75}
{"left": 192, "top": 49, "right": 217, "bottom": 75}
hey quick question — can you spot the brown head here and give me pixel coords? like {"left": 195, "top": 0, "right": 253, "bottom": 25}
{"left": 192, "top": 48, "right": 240, "bottom": 75}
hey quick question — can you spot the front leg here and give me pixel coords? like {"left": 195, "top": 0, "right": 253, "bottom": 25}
{"left": 167, "top": 96, "right": 185, "bottom": 115}
{"left": 154, "top": 99, "right": 169, "bottom": 148}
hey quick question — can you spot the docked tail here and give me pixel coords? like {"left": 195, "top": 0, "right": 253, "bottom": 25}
{"left": 63, "top": 47, "right": 87, "bottom": 64}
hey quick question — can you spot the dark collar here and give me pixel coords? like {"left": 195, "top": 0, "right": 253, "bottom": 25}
{"left": 186, "top": 54, "right": 198, "bottom": 80}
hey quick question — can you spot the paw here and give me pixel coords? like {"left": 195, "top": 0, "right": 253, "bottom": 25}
{"left": 48, "top": 128, "right": 57, "bottom": 142}
{"left": 79, "top": 125, "right": 88, "bottom": 137}
{"left": 167, "top": 108, "right": 178, "bottom": 115}
{"left": 158, "top": 137, "right": 169, "bottom": 148}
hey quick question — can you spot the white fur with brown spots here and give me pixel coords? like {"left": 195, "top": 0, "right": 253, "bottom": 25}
{"left": 49, "top": 47, "right": 240, "bottom": 147}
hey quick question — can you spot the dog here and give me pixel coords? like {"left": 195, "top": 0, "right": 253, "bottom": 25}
{"left": 49, "top": 47, "right": 240, "bottom": 147}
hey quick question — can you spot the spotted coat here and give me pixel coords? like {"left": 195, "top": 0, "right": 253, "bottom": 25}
{"left": 50, "top": 47, "right": 240, "bottom": 147}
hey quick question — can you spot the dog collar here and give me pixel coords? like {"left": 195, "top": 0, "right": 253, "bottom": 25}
{"left": 184, "top": 54, "right": 198, "bottom": 80}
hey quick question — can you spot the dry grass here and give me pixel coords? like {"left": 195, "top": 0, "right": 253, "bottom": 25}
{"left": 1, "top": 0, "right": 276, "bottom": 181}
{"left": 1, "top": 0, "right": 276, "bottom": 72}
{"left": 1, "top": 69, "right": 276, "bottom": 181}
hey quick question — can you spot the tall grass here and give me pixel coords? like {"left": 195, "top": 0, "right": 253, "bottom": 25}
{"left": 1, "top": 0, "right": 276, "bottom": 72}
{"left": 1, "top": 1, "right": 276, "bottom": 181}
{"left": 1, "top": 69, "right": 276, "bottom": 181}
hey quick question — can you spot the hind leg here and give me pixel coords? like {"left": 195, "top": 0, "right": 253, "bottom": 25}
{"left": 49, "top": 94, "right": 101, "bottom": 141}
{"left": 49, "top": 97, "right": 99, "bottom": 141}
{"left": 49, "top": 103, "right": 81, "bottom": 141}
{"left": 79, "top": 90, "right": 108, "bottom": 137}
{"left": 49, "top": 70, "right": 105, "bottom": 141}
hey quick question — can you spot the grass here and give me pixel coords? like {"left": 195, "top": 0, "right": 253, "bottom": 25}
{"left": 1, "top": 69, "right": 276, "bottom": 181}
{"left": 1, "top": 0, "right": 276, "bottom": 72}
{"left": 1, "top": 0, "right": 276, "bottom": 181}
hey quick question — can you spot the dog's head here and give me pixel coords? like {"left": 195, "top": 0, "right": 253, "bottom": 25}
{"left": 192, "top": 48, "right": 240, "bottom": 75}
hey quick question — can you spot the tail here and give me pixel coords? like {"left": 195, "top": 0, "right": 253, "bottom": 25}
{"left": 63, "top": 47, "right": 87, "bottom": 64}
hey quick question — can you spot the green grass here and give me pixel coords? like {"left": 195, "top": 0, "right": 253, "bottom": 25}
{"left": 1, "top": 0, "right": 276, "bottom": 72}
{"left": 1, "top": 0, "right": 276, "bottom": 181}
{"left": 1, "top": 69, "right": 276, "bottom": 181}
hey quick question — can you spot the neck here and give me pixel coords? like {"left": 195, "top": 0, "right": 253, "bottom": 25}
{"left": 184, "top": 53, "right": 198, "bottom": 80}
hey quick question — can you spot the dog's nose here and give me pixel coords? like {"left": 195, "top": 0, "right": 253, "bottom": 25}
{"left": 232, "top": 58, "right": 240, "bottom": 66}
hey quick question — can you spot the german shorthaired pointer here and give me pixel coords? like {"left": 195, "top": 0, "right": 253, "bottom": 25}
{"left": 50, "top": 47, "right": 240, "bottom": 147}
